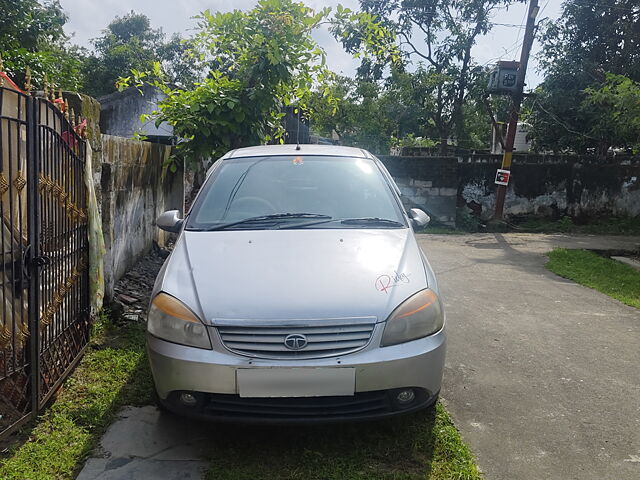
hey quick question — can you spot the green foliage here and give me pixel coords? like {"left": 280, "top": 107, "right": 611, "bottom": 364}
{"left": 393, "top": 133, "right": 437, "bottom": 149}
{"left": 583, "top": 74, "right": 640, "bottom": 153}
{"left": 333, "top": 0, "right": 523, "bottom": 153}
{"left": 529, "top": 0, "right": 640, "bottom": 155}
{"left": 516, "top": 216, "right": 640, "bottom": 235}
{"left": 153, "top": 71, "right": 287, "bottom": 159}
{"left": 309, "top": 72, "right": 425, "bottom": 154}
{"left": 119, "top": 0, "right": 396, "bottom": 162}
{"left": 83, "top": 11, "right": 198, "bottom": 98}
{"left": 546, "top": 249, "right": 640, "bottom": 309}
{"left": 0, "top": 0, "right": 85, "bottom": 90}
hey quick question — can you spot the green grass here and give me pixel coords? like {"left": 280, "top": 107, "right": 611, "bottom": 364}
{"left": 517, "top": 216, "right": 640, "bottom": 235}
{"left": 0, "top": 314, "right": 152, "bottom": 480}
{"left": 205, "top": 402, "right": 481, "bottom": 480}
{"left": 546, "top": 249, "right": 640, "bottom": 309}
{"left": 418, "top": 226, "right": 467, "bottom": 235}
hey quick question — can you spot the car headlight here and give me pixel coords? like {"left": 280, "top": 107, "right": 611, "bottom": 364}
{"left": 381, "top": 289, "right": 444, "bottom": 346}
{"left": 148, "top": 293, "right": 212, "bottom": 349}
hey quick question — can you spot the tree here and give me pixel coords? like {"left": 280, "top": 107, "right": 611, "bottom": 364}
{"left": 582, "top": 74, "right": 640, "bottom": 153}
{"left": 123, "top": 0, "right": 331, "bottom": 161}
{"left": 0, "top": 0, "right": 85, "bottom": 90}
{"left": 83, "top": 12, "right": 197, "bottom": 97}
{"left": 309, "top": 73, "right": 424, "bottom": 154}
{"left": 334, "top": 0, "right": 524, "bottom": 153}
{"left": 528, "top": 0, "right": 640, "bottom": 154}
{"left": 121, "top": 0, "right": 394, "bottom": 163}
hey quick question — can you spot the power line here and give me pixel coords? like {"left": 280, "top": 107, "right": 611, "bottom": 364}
{"left": 531, "top": 98, "right": 599, "bottom": 141}
{"left": 492, "top": 23, "right": 527, "bottom": 29}
{"left": 538, "top": 0, "right": 552, "bottom": 18}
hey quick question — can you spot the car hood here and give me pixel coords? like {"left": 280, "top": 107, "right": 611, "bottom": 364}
{"left": 157, "top": 228, "right": 428, "bottom": 325}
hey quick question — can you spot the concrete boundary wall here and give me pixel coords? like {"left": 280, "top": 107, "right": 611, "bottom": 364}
{"left": 379, "top": 154, "right": 640, "bottom": 225}
{"left": 378, "top": 156, "right": 458, "bottom": 226}
{"left": 459, "top": 155, "right": 640, "bottom": 221}
{"left": 100, "top": 135, "right": 184, "bottom": 298}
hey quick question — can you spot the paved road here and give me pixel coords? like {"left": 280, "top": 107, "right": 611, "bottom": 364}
{"left": 416, "top": 233, "right": 640, "bottom": 480}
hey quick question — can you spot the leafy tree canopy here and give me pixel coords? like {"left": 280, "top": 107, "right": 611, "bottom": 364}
{"left": 120, "top": 0, "right": 396, "bottom": 162}
{"left": 333, "top": 0, "right": 524, "bottom": 153}
{"left": 309, "top": 73, "right": 425, "bottom": 154}
{"left": 84, "top": 11, "right": 197, "bottom": 97}
{"left": 0, "top": 0, "right": 85, "bottom": 90}
{"left": 529, "top": 0, "right": 640, "bottom": 154}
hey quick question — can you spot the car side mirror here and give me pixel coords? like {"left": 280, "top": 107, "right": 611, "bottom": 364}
{"left": 156, "top": 210, "right": 183, "bottom": 233}
{"left": 409, "top": 208, "right": 430, "bottom": 228}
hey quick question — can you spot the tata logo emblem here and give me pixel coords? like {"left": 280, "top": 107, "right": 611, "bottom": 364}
{"left": 284, "top": 334, "right": 308, "bottom": 350}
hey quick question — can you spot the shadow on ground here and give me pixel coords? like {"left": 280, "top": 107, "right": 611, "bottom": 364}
{"left": 201, "top": 407, "right": 438, "bottom": 480}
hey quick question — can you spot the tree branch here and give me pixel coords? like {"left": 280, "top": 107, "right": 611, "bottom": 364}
{"left": 399, "top": 31, "right": 438, "bottom": 67}
{"left": 482, "top": 96, "right": 506, "bottom": 150}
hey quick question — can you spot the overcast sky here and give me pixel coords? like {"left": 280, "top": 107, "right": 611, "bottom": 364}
{"left": 59, "top": 0, "right": 563, "bottom": 88}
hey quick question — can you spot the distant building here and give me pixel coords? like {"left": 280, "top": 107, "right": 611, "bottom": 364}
{"left": 491, "top": 122, "right": 532, "bottom": 154}
{"left": 99, "top": 85, "right": 174, "bottom": 143}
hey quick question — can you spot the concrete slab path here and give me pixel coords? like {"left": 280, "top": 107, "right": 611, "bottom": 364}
{"left": 76, "top": 406, "right": 209, "bottom": 480}
{"left": 416, "top": 233, "right": 640, "bottom": 480}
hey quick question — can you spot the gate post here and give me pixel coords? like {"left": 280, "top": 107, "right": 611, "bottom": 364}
{"left": 26, "top": 95, "right": 40, "bottom": 412}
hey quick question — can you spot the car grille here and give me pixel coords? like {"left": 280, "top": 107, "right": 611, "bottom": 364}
{"left": 214, "top": 318, "right": 377, "bottom": 359}
{"left": 201, "top": 391, "right": 390, "bottom": 420}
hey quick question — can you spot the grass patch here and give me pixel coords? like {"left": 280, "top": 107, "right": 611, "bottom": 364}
{"left": 546, "top": 249, "right": 640, "bottom": 309}
{"left": 418, "top": 226, "right": 466, "bottom": 235}
{"left": 205, "top": 402, "right": 480, "bottom": 480}
{"left": 517, "top": 216, "right": 640, "bottom": 235}
{"left": 0, "top": 314, "right": 152, "bottom": 480}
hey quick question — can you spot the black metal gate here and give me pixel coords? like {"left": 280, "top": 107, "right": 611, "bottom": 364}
{"left": 0, "top": 85, "right": 90, "bottom": 439}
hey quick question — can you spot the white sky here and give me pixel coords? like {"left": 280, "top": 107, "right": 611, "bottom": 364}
{"left": 60, "top": 0, "right": 563, "bottom": 88}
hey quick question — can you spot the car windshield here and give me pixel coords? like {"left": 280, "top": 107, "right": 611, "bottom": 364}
{"left": 187, "top": 155, "right": 405, "bottom": 230}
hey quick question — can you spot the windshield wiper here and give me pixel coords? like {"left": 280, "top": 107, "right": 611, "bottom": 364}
{"left": 340, "top": 217, "right": 405, "bottom": 228}
{"left": 196, "top": 213, "right": 332, "bottom": 231}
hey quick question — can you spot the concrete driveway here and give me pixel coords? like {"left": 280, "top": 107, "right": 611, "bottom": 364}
{"left": 416, "top": 233, "right": 640, "bottom": 480}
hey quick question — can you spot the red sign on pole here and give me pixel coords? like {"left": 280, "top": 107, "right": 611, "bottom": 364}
{"left": 495, "top": 169, "right": 511, "bottom": 186}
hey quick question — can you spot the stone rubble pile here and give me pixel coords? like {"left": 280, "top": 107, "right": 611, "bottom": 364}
{"left": 109, "top": 243, "right": 171, "bottom": 323}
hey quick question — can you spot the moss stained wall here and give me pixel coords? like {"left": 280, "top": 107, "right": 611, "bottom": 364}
{"left": 379, "top": 154, "right": 640, "bottom": 224}
{"left": 100, "top": 135, "right": 184, "bottom": 298}
{"left": 458, "top": 155, "right": 640, "bottom": 220}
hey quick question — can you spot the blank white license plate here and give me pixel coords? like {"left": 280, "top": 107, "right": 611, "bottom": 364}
{"left": 237, "top": 368, "right": 355, "bottom": 398}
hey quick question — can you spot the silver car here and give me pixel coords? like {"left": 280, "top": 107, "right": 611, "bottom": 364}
{"left": 148, "top": 144, "right": 446, "bottom": 422}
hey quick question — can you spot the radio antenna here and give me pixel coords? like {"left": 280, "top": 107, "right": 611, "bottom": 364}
{"left": 295, "top": 107, "right": 301, "bottom": 150}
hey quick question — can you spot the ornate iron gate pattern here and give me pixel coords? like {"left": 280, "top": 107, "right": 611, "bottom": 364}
{"left": 0, "top": 86, "right": 90, "bottom": 439}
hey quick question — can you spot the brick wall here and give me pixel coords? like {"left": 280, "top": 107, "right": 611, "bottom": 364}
{"left": 378, "top": 156, "right": 458, "bottom": 226}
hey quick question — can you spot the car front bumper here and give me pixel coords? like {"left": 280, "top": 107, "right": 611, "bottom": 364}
{"left": 147, "top": 326, "right": 446, "bottom": 421}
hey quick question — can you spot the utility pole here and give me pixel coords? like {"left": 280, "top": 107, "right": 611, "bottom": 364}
{"left": 494, "top": 0, "right": 539, "bottom": 219}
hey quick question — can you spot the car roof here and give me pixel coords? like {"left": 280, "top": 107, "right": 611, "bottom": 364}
{"left": 222, "top": 144, "right": 375, "bottom": 160}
